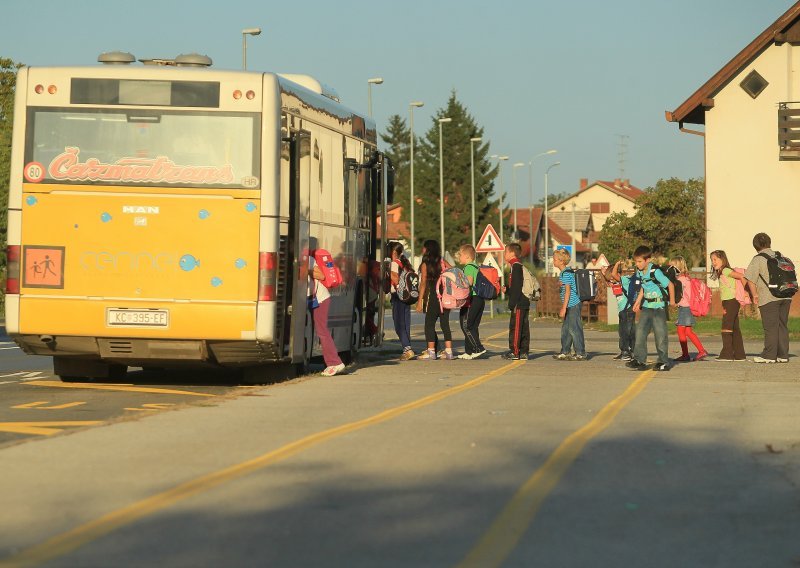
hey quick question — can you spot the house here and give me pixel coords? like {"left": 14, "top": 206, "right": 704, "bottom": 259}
{"left": 666, "top": 2, "right": 800, "bottom": 269}
{"left": 376, "top": 204, "right": 409, "bottom": 242}
{"left": 549, "top": 178, "right": 644, "bottom": 234}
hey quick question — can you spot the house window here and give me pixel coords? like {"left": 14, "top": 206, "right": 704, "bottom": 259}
{"left": 590, "top": 202, "right": 610, "bottom": 213}
{"left": 740, "top": 70, "right": 768, "bottom": 99}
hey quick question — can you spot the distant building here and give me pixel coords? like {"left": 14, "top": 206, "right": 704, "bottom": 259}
{"left": 666, "top": 1, "right": 800, "bottom": 267}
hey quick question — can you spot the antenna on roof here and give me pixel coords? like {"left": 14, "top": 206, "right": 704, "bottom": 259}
{"left": 616, "top": 134, "right": 629, "bottom": 180}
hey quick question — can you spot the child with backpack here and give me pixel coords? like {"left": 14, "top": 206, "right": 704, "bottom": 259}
{"left": 668, "top": 256, "right": 708, "bottom": 362}
{"left": 415, "top": 239, "right": 454, "bottom": 360}
{"left": 502, "top": 243, "right": 530, "bottom": 360}
{"left": 387, "top": 241, "right": 415, "bottom": 361}
{"left": 603, "top": 259, "right": 636, "bottom": 361}
{"left": 309, "top": 250, "right": 345, "bottom": 377}
{"left": 552, "top": 248, "right": 587, "bottom": 361}
{"left": 627, "top": 245, "right": 674, "bottom": 372}
{"left": 710, "top": 249, "right": 747, "bottom": 362}
{"left": 456, "top": 244, "right": 487, "bottom": 360}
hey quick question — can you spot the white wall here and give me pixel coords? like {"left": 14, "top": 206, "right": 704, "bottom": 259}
{"left": 705, "top": 42, "right": 800, "bottom": 267}
{"left": 554, "top": 184, "right": 638, "bottom": 229}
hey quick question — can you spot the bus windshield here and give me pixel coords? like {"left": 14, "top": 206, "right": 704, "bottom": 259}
{"left": 24, "top": 108, "right": 261, "bottom": 189}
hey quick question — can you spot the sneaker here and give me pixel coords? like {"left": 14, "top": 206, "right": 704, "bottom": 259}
{"left": 321, "top": 363, "right": 346, "bottom": 376}
{"left": 417, "top": 349, "right": 437, "bottom": 360}
{"left": 612, "top": 352, "right": 625, "bottom": 360}
{"left": 457, "top": 352, "right": 473, "bottom": 360}
{"left": 568, "top": 354, "right": 588, "bottom": 361}
{"left": 674, "top": 354, "right": 692, "bottom": 362}
{"left": 654, "top": 362, "right": 671, "bottom": 372}
{"left": 752, "top": 356, "right": 776, "bottom": 364}
{"left": 552, "top": 353, "right": 568, "bottom": 360}
{"left": 626, "top": 359, "right": 649, "bottom": 370}
{"left": 442, "top": 350, "right": 455, "bottom": 360}
{"left": 715, "top": 357, "right": 734, "bottom": 362}
{"left": 694, "top": 351, "right": 708, "bottom": 361}
{"left": 399, "top": 350, "right": 415, "bottom": 361}
{"left": 472, "top": 349, "right": 487, "bottom": 359}
{"left": 501, "top": 352, "right": 521, "bottom": 360}
{"left": 621, "top": 352, "right": 633, "bottom": 362}
{"left": 777, "top": 357, "right": 789, "bottom": 363}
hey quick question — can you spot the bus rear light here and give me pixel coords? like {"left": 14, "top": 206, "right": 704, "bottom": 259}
{"left": 34, "top": 84, "right": 44, "bottom": 94}
{"left": 48, "top": 85, "right": 57, "bottom": 94}
{"left": 246, "top": 90, "right": 255, "bottom": 100}
{"left": 5, "top": 245, "right": 21, "bottom": 294}
{"left": 233, "top": 90, "right": 242, "bottom": 100}
{"left": 258, "top": 252, "right": 277, "bottom": 301}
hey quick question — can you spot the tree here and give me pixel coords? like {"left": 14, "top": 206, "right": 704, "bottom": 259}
{"left": 1, "top": 57, "right": 23, "bottom": 279}
{"left": 599, "top": 177, "right": 706, "bottom": 267}
{"left": 410, "top": 91, "right": 498, "bottom": 255}
{"left": 380, "top": 114, "right": 410, "bottom": 212}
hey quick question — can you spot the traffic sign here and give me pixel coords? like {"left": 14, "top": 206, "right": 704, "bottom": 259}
{"left": 476, "top": 224, "right": 504, "bottom": 252}
{"left": 482, "top": 252, "right": 500, "bottom": 270}
{"left": 596, "top": 253, "right": 610, "bottom": 268}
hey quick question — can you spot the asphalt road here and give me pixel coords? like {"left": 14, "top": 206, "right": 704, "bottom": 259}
{"left": 0, "top": 317, "right": 798, "bottom": 567}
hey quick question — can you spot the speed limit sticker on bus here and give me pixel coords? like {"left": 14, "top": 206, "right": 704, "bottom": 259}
{"left": 24, "top": 162, "right": 46, "bottom": 183}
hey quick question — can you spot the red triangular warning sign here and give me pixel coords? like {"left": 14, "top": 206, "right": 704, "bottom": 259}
{"left": 476, "top": 224, "right": 505, "bottom": 252}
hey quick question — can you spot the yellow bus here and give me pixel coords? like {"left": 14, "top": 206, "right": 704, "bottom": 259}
{"left": 5, "top": 51, "right": 391, "bottom": 382}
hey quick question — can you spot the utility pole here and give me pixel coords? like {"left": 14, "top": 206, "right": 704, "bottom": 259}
{"left": 616, "top": 134, "right": 630, "bottom": 180}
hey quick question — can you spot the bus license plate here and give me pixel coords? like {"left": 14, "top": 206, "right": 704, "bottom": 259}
{"left": 107, "top": 309, "right": 169, "bottom": 327}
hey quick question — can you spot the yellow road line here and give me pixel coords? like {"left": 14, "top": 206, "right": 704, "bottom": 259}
{"left": 459, "top": 369, "right": 656, "bottom": 568}
{"left": 1, "top": 360, "right": 526, "bottom": 568}
{"left": 12, "top": 401, "right": 87, "bottom": 410}
{"left": 24, "top": 381, "right": 214, "bottom": 397}
{"left": 0, "top": 421, "right": 102, "bottom": 436}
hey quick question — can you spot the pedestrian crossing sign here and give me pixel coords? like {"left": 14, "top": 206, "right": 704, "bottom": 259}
{"left": 476, "top": 224, "right": 504, "bottom": 252}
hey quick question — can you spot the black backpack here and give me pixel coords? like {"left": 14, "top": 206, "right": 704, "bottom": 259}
{"left": 661, "top": 264, "right": 682, "bottom": 303}
{"left": 395, "top": 262, "right": 420, "bottom": 305}
{"left": 758, "top": 252, "right": 798, "bottom": 298}
{"left": 565, "top": 268, "right": 598, "bottom": 302}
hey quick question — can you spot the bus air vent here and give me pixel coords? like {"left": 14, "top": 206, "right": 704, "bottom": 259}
{"left": 98, "top": 51, "right": 136, "bottom": 65}
{"left": 175, "top": 53, "right": 213, "bottom": 67}
{"left": 107, "top": 341, "right": 134, "bottom": 354}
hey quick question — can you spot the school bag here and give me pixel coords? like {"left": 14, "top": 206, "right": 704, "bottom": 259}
{"left": 521, "top": 265, "right": 542, "bottom": 301}
{"left": 661, "top": 265, "right": 683, "bottom": 303}
{"left": 642, "top": 265, "right": 670, "bottom": 305}
{"left": 437, "top": 267, "right": 471, "bottom": 311}
{"left": 395, "top": 260, "right": 420, "bottom": 305}
{"left": 472, "top": 264, "right": 501, "bottom": 300}
{"left": 565, "top": 268, "right": 597, "bottom": 302}
{"left": 688, "top": 277, "right": 712, "bottom": 317}
{"left": 757, "top": 251, "right": 798, "bottom": 298}
{"left": 313, "top": 249, "right": 342, "bottom": 289}
{"left": 623, "top": 274, "right": 642, "bottom": 309}
{"left": 733, "top": 268, "right": 751, "bottom": 306}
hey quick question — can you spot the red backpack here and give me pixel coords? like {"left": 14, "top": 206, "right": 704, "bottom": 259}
{"left": 688, "top": 277, "right": 711, "bottom": 317}
{"left": 313, "top": 249, "right": 342, "bottom": 289}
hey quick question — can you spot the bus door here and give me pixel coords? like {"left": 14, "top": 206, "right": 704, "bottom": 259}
{"left": 287, "top": 131, "right": 314, "bottom": 364}
{"left": 370, "top": 155, "right": 390, "bottom": 348}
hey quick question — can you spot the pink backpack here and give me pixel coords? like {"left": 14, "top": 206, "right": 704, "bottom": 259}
{"left": 733, "top": 267, "right": 751, "bottom": 306}
{"left": 688, "top": 277, "right": 711, "bottom": 317}
{"left": 313, "top": 249, "right": 342, "bottom": 289}
{"left": 436, "top": 267, "right": 471, "bottom": 311}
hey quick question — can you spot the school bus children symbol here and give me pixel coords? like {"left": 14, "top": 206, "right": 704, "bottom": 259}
{"left": 22, "top": 246, "right": 65, "bottom": 289}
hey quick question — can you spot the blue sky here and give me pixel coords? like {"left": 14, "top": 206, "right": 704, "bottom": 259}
{"left": 2, "top": 0, "right": 795, "bottom": 203}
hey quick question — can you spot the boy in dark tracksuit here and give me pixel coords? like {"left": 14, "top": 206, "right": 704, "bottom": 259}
{"left": 502, "top": 243, "right": 530, "bottom": 360}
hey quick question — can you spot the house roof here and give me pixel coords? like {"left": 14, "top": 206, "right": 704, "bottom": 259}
{"left": 666, "top": 1, "right": 800, "bottom": 125}
{"left": 549, "top": 179, "right": 643, "bottom": 211}
{"left": 548, "top": 210, "right": 592, "bottom": 232}
{"left": 547, "top": 219, "right": 592, "bottom": 253}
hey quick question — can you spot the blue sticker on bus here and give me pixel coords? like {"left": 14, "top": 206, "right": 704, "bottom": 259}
{"left": 101, "top": 212, "right": 112, "bottom": 223}
{"left": 211, "top": 277, "right": 223, "bottom": 287}
{"left": 199, "top": 209, "right": 210, "bottom": 220}
{"left": 179, "top": 254, "right": 200, "bottom": 271}
{"left": 235, "top": 258, "right": 247, "bottom": 269}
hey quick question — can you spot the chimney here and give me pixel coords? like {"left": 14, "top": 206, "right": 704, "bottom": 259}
{"left": 623, "top": 178, "right": 630, "bottom": 187}
{"left": 614, "top": 178, "right": 621, "bottom": 187}
{"left": 579, "top": 178, "right": 588, "bottom": 190}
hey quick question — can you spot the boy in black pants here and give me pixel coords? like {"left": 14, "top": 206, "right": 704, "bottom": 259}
{"left": 456, "top": 244, "right": 487, "bottom": 359}
{"left": 502, "top": 243, "right": 529, "bottom": 360}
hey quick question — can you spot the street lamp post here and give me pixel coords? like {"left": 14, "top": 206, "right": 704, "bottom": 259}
{"left": 241, "top": 28, "right": 262, "bottom": 70}
{"left": 491, "top": 155, "right": 509, "bottom": 246}
{"left": 512, "top": 162, "right": 525, "bottom": 241}
{"left": 409, "top": 101, "right": 424, "bottom": 262}
{"left": 544, "top": 161, "right": 561, "bottom": 275}
{"left": 367, "top": 78, "right": 383, "bottom": 118}
{"left": 438, "top": 117, "right": 452, "bottom": 254}
{"left": 528, "top": 150, "right": 557, "bottom": 266}
{"left": 469, "top": 137, "right": 482, "bottom": 247}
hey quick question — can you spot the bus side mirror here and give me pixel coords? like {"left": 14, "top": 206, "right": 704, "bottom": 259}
{"left": 386, "top": 162, "right": 395, "bottom": 204}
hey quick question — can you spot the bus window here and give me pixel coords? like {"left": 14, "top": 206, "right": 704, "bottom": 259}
{"left": 24, "top": 108, "right": 261, "bottom": 189}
